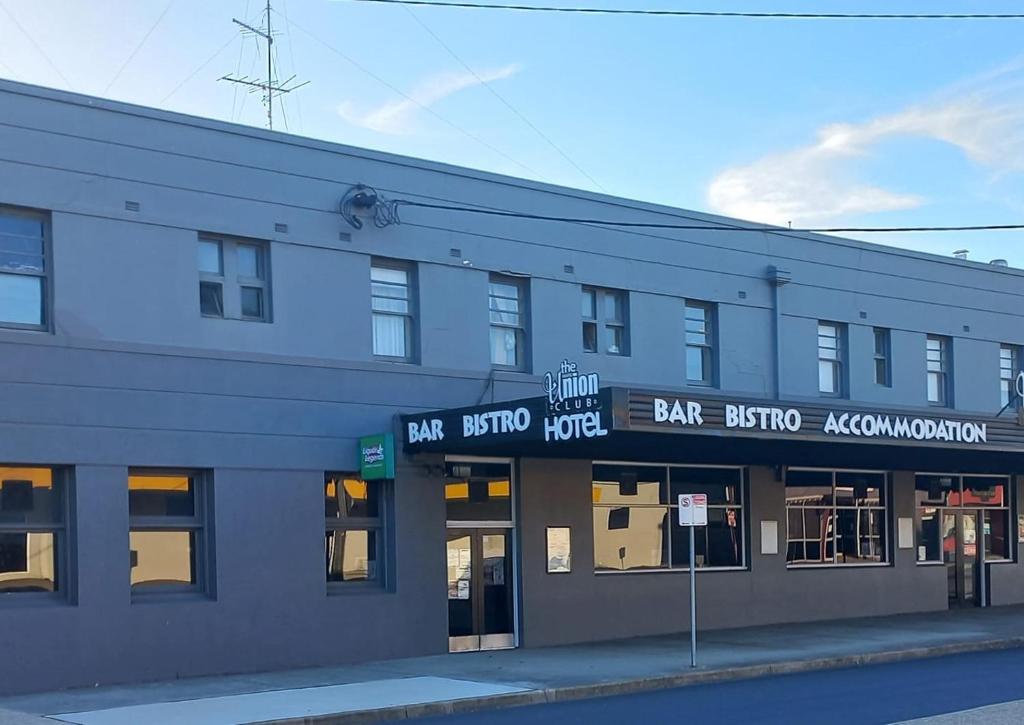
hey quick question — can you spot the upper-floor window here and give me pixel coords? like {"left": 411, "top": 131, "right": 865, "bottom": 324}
{"left": 489, "top": 275, "right": 528, "bottom": 371}
{"left": 129, "top": 469, "right": 211, "bottom": 596}
{"left": 817, "top": 322, "right": 846, "bottom": 397}
{"left": 198, "top": 235, "right": 270, "bottom": 322}
{"left": 0, "top": 466, "right": 67, "bottom": 596}
{"left": 873, "top": 327, "right": 892, "bottom": 387}
{"left": 582, "top": 286, "right": 628, "bottom": 356}
{"left": 1000, "top": 344, "right": 1020, "bottom": 408}
{"left": 0, "top": 206, "right": 48, "bottom": 331}
{"left": 685, "top": 301, "right": 715, "bottom": 386}
{"left": 926, "top": 335, "right": 951, "bottom": 406}
{"left": 371, "top": 261, "right": 416, "bottom": 362}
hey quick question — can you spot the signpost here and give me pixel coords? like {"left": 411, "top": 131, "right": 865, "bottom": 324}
{"left": 678, "top": 493, "right": 708, "bottom": 668}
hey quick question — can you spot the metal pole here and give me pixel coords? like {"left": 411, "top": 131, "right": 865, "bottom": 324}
{"left": 266, "top": 0, "right": 273, "bottom": 130}
{"left": 689, "top": 524, "right": 697, "bottom": 668}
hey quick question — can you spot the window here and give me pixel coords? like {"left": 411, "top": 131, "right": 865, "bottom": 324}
{"left": 817, "top": 322, "right": 846, "bottom": 396}
{"left": 198, "top": 235, "right": 270, "bottom": 322}
{"left": 0, "top": 467, "right": 67, "bottom": 595}
{"left": 325, "top": 475, "right": 385, "bottom": 585}
{"left": 873, "top": 328, "right": 892, "bottom": 387}
{"left": 582, "top": 287, "right": 629, "bottom": 356}
{"left": 785, "top": 469, "right": 888, "bottom": 566}
{"left": 445, "top": 461, "right": 513, "bottom": 523}
{"left": 915, "top": 474, "right": 1011, "bottom": 563}
{"left": 926, "top": 335, "right": 951, "bottom": 406}
{"left": 685, "top": 301, "right": 716, "bottom": 386}
{"left": 489, "top": 275, "right": 528, "bottom": 370}
{"left": 371, "top": 261, "right": 416, "bottom": 361}
{"left": 1000, "top": 344, "right": 1020, "bottom": 408}
{"left": 592, "top": 464, "right": 744, "bottom": 572}
{"left": 129, "top": 470, "right": 209, "bottom": 594}
{"left": 0, "top": 206, "right": 48, "bottom": 330}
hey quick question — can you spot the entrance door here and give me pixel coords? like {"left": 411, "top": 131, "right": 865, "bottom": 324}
{"left": 446, "top": 529, "right": 515, "bottom": 652}
{"left": 944, "top": 511, "right": 980, "bottom": 608}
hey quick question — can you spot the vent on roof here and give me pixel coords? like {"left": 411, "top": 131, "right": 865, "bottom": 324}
{"left": 275, "top": 223, "right": 289, "bottom": 234}
{"left": 339, "top": 231, "right": 351, "bottom": 242}
{"left": 953, "top": 249, "right": 969, "bottom": 260}
{"left": 124, "top": 201, "right": 140, "bottom": 212}
{"left": 449, "top": 248, "right": 462, "bottom": 258}
{"left": 990, "top": 259, "right": 1008, "bottom": 267}
{"left": 563, "top": 264, "right": 575, "bottom": 274}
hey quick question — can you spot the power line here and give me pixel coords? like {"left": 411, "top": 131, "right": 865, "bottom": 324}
{"left": 283, "top": 12, "right": 541, "bottom": 177}
{"left": 0, "top": 1, "right": 74, "bottom": 90}
{"left": 400, "top": 6, "right": 606, "bottom": 191}
{"left": 230, "top": 0, "right": 252, "bottom": 121}
{"left": 104, "top": 0, "right": 177, "bottom": 94}
{"left": 381, "top": 197, "right": 1024, "bottom": 234}
{"left": 160, "top": 34, "right": 239, "bottom": 104}
{"left": 343, "top": 0, "right": 1024, "bottom": 20}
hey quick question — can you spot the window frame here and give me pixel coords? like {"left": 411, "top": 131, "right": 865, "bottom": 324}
{"left": 784, "top": 467, "right": 891, "bottom": 568}
{"left": 926, "top": 334, "right": 952, "bottom": 407}
{"left": 914, "top": 472, "right": 1013, "bottom": 565}
{"left": 488, "top": 274, "right": 529, "bottom": 372}
{"left": 0, "top": 465, "right": 70, "bottom": 601}
{"left": 581, "top": 286, "right": 629, "bottom": 357}
{"left": 198, "top": 234, "right": 272, "bottom": 323}
{"left": 684, "top": 300, "right": 717, "bottom": 387}
{"left": 591, "top": 462, "right": 747, "bottom": 573}
{"left": 873, "top": 327, "right": 892, "bottom": 387}
{"left": 817, "top": 321, "right": 847, "bottom": 397}
{"left": 325, "top": 473, "right": 388, "bottom": 591}
{"left": 0, "top": 205, "right": 52, "bottom": 333}
{"left": 128, "top": 468, "right": 211, "bottom": 598}
{"left": 370, "top": 259, "right": 418, "bottom": 363}
{"left": 999, "top": 344, "right": 1020, "bottom": 408}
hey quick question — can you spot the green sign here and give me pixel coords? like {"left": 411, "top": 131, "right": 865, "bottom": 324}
{"left": 359, "top": 433, "right": 395, "bottom": 480}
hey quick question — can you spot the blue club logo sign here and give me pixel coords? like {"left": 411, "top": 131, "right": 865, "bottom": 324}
{"left": 542, "top": 360, "right": 608, "bottom": 442}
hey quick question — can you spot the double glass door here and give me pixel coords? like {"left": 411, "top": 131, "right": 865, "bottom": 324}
{"left": 943, "top": 511, "right": 981, "bottom": 608}
{"left": 446, "top": 529, "right": 514, "bottom": 652}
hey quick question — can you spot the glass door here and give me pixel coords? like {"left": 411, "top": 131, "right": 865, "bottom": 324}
{"left": 945, "top": 511, "right": 980, "bottom": 608}
{"left": 447, "top": 529, "right": 514, "bottom": 652}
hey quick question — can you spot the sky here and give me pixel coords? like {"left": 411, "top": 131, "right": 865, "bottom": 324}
{"left": 2, "top": 0, "right": 1024, "bottom": 264}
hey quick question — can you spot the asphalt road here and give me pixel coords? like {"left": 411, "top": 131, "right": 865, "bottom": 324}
{"left": 404, "top": 648, "right": 1024, "bottom": 725}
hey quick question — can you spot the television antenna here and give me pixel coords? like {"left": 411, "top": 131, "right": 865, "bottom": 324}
{"left": 219, "top": 0, "right": 308, "bottom": 130}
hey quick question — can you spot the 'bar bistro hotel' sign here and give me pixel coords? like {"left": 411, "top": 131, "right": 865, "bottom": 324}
{"left": 405, "top": 359, "right": 610, "bottom": 447}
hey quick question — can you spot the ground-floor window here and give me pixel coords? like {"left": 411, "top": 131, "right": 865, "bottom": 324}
{"left": 592, "top": 463, "right": 744, "bottom": 572}
{"left": 129, "top": 469, "right": 210, "bottom": 594}
{"left": 785, "top": 468, "right": 888, "bottom": 566}
{"left": 325, "top": 474, "right": 386, "bottom": 585}
{"left": 0, "top": 466, "right": 67, "bottom": 595}
{"left": 915, "top": 474, "right": 1012, "bottom": 563}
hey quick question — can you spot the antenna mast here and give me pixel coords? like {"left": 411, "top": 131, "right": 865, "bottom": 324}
{"left": 220, "top": 0, "right": 308, "bottom": 130}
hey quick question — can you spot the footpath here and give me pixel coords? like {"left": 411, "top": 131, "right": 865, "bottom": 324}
{"left": 4, "top": 605, "right": 1024, "bottom": 725}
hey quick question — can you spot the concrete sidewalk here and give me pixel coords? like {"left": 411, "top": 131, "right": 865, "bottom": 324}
{"left": 6, "top": 605, "right": 1024, "bottom": 724}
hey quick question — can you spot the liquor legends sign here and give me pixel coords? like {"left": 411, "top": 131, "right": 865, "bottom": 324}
{"left": 402, "top": 380, "right": 1022, "bottom": 454}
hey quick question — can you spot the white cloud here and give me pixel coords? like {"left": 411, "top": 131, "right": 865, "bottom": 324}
{"left": 707, "top": 69, "right": 1024, "bottom": 226}
{"left": 338, "top": 64, "right": 521, "bottom": 135}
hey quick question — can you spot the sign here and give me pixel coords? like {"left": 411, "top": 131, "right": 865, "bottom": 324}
{"left": 677, "top": 493, "right": 708, "bottom": 526}
{"left": 359, "top": 433, "right": 395, "bottom": 480}
{"left": 542, "top": 360, "right": 608, "bottom": 442}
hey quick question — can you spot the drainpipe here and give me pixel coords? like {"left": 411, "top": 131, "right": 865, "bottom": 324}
{"left": 767, "top": 266, "right": 792, "bottom": 400}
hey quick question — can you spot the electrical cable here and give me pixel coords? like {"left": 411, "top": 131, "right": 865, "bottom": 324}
{"left": 0, "top": 1, "right": 74, "bottom": 90}
{"left": 104, "top": 0, "right": 177, "bottom": 94}
{"left": 343, "top": 0, "right": 1024, "bottom": 20}
{"left": 401, "top": 6, "right": 607, "bottom": 192}
{"left": 160, "top": 34, "right": 239, "bottom": 104}
{"left": 283, "top": 12, "right": 542, "bottom": 177}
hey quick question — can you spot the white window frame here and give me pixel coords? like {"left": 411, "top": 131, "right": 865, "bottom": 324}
{"left": 488, "top": 274, "right": 529, "bottom": 371}
{"left": 582, "top": 286, "right": 629, "bottom": 356}
{"left": 873, "top": 327, "right": 892, "bottom": 387}
{"left": 1000, "top": 344, "right": 1020, "bottom": 408}
{"left": 685, "top": 300, "right": 716, "bottom": 386}
{"left": 817, "top": 321, "right": 846, "bottom": 397}
{"left": 0, "top": 205, "right": 51, "bottom": 332}
{"left": 927, "top": 335, "right": 951, "bottom": 406}
{"left": 371, "top": 259, "right": 417, "bottom": 362}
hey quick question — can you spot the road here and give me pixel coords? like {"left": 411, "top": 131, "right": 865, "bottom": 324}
{"left": 403, "top": 648, "right": 1024, "bottom": 724}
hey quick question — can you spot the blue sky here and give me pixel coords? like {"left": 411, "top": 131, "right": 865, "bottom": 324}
{"left": 2, "top": 0, "right": 1024, "bottom": 263}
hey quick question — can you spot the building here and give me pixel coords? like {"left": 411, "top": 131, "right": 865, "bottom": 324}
{"left": 1, "top": 78, "right": 1023, "bottom": 695}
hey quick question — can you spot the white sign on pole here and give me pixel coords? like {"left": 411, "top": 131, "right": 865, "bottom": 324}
{"left": 678, "top": 493, "right": 708, "bottom": 526}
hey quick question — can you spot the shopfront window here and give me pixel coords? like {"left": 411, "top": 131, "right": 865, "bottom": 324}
{"left": 325, "top": 474, "right": 385, "bottom": 584}
{"left": 593, "top": 464, "right": 744, "bottom": 572}
{"left": 915, "top": 474, "right": 1011, "bottom": 562}
{"left": 785, "top": 468, "right": 888, "bottom": 566}
{"left": 0, "top": 466, "right": 66, "bottom": 595}
{"left": 445, "top": 462, "right": 512, "bottom": 523}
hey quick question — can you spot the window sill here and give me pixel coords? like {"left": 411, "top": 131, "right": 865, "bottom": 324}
{"left": 131, "top": 589, "right": 213, "bottom": 604}
{"left": 786, "top": 562, "right": 890, "bottom": 569}
{"left": 595, "top": 566, "right": 747, "bottom": 575}
{"left": 327, "top": 581, "right": 387, "bottom": 595}
{"left": 0, "top": 592, "right": 70, "bottom": 608}
{"left": 915, "top": 560, "right": 945, "bottom": 566}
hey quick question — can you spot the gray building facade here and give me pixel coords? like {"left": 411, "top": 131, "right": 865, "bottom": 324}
{"left": 1, "top": 79, "right": 1023, "bottom": 695}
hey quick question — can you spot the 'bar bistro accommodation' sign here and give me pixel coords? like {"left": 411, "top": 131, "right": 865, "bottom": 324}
{"left": 404, "top": 359, "right": 610, "bottom": 449}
